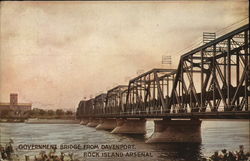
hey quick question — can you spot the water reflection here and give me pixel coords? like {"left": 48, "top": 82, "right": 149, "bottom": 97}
{"left": 154, "top": 143, "right": 203, "bottom": 161}
{"left": 0, "top": 120, "right": 249, "bottom": 161}
{"left": 106, "top": 134, "right": 203, "bottom": 161}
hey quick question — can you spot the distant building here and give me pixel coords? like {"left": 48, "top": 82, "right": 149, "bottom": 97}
{"left": 0, "top": 93, "right": 32, "bottom": 117}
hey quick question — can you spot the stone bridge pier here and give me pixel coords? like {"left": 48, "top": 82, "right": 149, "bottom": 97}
{"left": 96, "top": 118, "right": 117, "bottom": 130}
{"left": 111, "top": 118, "right": 146, "bottom": 134}
{"left": 81, "top": 117, "right": 202, "bottom": 143}
{"left": 146, "top": 119, "right": 202, "bottom": 143}
{"left": 80, "top": 118, "right": 89, "bottom": 125}
{"left": 86, "top": 118, "right": 100, "bottom": 127}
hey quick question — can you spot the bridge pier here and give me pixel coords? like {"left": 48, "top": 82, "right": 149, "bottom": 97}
{"left": 80, "top": 118, "right": 89, "bottom": 125}
{"left": 86, "top": 118, "right": 100, "bottom": 127}
{"left": 146, "top": 119, "right": 201, "bottom": 143}
{"left": 111, "top": 118, "right": 146, "bottom": 134}
{"left": 96, "top": 118, "right": 117, "bottom": 130}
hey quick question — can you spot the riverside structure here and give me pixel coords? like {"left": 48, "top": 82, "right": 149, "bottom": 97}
{"left": 76, "top": 24, "right": 250, "bottom": 143}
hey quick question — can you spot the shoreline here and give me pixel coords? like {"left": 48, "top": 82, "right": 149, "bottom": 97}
{"left": 0, "top": 118, "right": 80, "bottom": 124}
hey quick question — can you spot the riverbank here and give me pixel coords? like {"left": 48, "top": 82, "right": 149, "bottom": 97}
{"left": 0, "top": 119, "right": 79, "bottom": 124}
{"left": 0, "top": 119, "right": 25, "bottom": 123}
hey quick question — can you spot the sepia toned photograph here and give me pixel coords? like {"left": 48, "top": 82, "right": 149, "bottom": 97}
{"left": 0, "top": 1, "right": 249, "bottom": 161}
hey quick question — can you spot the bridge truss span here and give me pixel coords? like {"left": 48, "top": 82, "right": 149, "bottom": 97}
{"left": 170, "top": 24, "right": 250, "bottom": 113}
{"left": 76, "top": 24, "right": 250, "bottom": 120}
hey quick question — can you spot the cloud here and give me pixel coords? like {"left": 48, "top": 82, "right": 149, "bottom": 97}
{"left": 0, "top": 1, "right": 248, "bottom": 109}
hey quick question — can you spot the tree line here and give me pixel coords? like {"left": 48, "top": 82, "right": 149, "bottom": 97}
{"left": 0, "top": 108, "right": 74, "bottom": 119}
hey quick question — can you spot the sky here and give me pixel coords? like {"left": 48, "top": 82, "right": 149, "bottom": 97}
{"left": 0, "top": 1, "right": 248, "bottom": 110}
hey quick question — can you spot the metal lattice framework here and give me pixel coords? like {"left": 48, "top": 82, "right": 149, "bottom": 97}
{"left": 105, "top": 85, "right": 127, "bottom": 114}
{"left": 169, "top": 24, "right": 249, "bottom": 113}
{"left": 77, "top": 99, "right": 94, "bottom": 118}
{"left": 77, "top": 24, "right": 249, "bottom": 119}
{"left": 125, "top": 69, "right": 176, "bottom": 114}
{"left": 94, "top": 94, "right": 106, "bottom": 114}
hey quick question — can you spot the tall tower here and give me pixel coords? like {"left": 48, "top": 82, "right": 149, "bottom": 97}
{"left": 10, "top": 93, "right": 18, "bottom": 109}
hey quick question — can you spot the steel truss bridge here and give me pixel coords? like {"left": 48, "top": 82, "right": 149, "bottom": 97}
{"left": 77, "top": 24, "right": 250, "bottom": 120}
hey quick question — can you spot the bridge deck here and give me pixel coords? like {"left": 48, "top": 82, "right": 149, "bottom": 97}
{"left": 84, "top": 111, "right": 250, "bottom": 119}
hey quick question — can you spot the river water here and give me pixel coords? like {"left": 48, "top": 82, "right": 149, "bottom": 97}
{"left": 0, "top": 120, "right": 249, "bottom": 161}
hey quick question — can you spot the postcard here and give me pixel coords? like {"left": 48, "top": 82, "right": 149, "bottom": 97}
{"left": 0, "top": 1, "right": 249, "bottom": 161}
